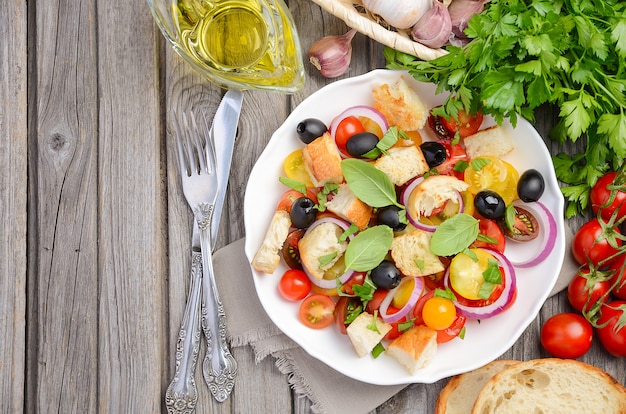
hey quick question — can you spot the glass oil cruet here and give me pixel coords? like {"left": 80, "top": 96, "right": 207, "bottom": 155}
{"left": 169, "top": 0, "right": 305, "bottom": 92}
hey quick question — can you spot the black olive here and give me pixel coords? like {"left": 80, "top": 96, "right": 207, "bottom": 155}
{"left": 420, "top": 141, "right": 447, "bottom": 168}
{"left": 501, "top": 206, "right": 539, "bottom": 241}
{"left": 296, "top": 118, "right": 328, "bottom": 144}
{"left": 518, "top": 169, "right": 545, "bottom": 202}
{"left": 346, "top": 132, "right": 379, "bottom": 158}
{"left": 370, "top": 260, "right": 402, "bottom": 290}
{"left": 290, "top": 197, "right": 318, "bottom": 229}
{"left": 474, "top": 190, "right": 506, "bottom": 219}
{"left": 377, "top": 205, "right": 407, "bottom": 232}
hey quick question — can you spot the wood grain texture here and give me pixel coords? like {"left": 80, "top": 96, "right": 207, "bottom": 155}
{"left": 4, "top": 0, "right": 625, "bottom": 412}
{"left": 0, "top": 1, "right": 27, "bottom": 413}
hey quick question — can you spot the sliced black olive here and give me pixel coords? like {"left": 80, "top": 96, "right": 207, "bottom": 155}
{"left": 377, "top": 205, "right": 407, "bottom": 232}
{"left": 370, "top": 260, "right": 402, "bottom": 290}
{"left": 346, "top": 132, "right": 379, "bottom": 158}
{"left": 518, "top": 169, "right": 545, "bottom": 202}
{"left": 502, "top": 206, "right": 540, "bottom": 241}
{"left": 290, "top": 197, "right": 318, "bottom": 228}
{"left": 420, "top": 141, "right": 447, "bottom": 168}
{"left": 296, "top": 118, "right": 328, "bottom": 144}
{"left": 474, "top": 190, "right": 506, "bottom": 219}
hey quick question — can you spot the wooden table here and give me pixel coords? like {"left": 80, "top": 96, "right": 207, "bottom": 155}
{"left": 2, "top": 0, "right": 624, "bottom": 412}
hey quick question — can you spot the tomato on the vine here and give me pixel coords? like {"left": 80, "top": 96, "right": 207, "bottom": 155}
{"left": 571, "top": 218, "right": 622, "bottom": 266}
{"left": 298, "top": 294, "right": 335, "bottom": 329}
{"left": 590, "top": 172, "right": 626, "bottom": 222}
{"left": 440, "top": 109, "right": 484, "bottom": 138}
{"left": 596, "top": 300, "right": 626, "bottom": 357}
{"left": 609, "top": 255, "right": 626, "bottom": 300}
{"left": 567, "top": 266, "right": 612, "bottom": 313}
{"left": 334, "top": 116, "right": 365, "bottom": 153}
{"left": 540, "top": 313, "right": 593, "bottom": 358}
{"left": 278, "top": 269, "right": 312, "bottom": 301}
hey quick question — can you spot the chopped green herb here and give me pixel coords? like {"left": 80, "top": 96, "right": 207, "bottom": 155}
{"left": 279, "top": 176, "right": 307, "bottom": 195}
{"left": 372, "top": 342, "right": 385, "bottom": 358}
{"left": 399, "top": 319, "right": 416, "bottom": 332}
{"left": 318, "top": 252, "right": 337, "bottom": 269}
{"left": 338, "top": 223, "right": 358, "bottom": 243}
{"left": 367, "top": 310, "right": 381, "bottom": 334}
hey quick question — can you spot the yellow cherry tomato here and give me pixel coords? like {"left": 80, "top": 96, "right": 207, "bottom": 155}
{"left": 464, "top": 156, "right": 519, "bottom": 204}
{"left": 422, "top": 296, "right": 457, "bottom": 330}
{"left": 358, "top": 116, "right": 384, "bottom": 138}
{"left": 449, "top": 248, "right": 497, "bottom": 300}
{"left": 284, "top": 149, "right": 314, "bottom": 187}
{"left": 392, "top": 277, "right": 416, "bottom": 308}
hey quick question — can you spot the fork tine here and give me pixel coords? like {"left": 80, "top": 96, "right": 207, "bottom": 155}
{"left": 189, "top": 112, "right": 216, "bottom": 176}
{"left": 173, "top": 113, "right": 190, "bottom": 177}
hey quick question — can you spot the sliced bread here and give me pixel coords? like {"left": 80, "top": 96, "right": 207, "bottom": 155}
{"left": 471, "top": 358, "right": 626, "bottom": 414}
{"left": 434, "top": 359, "right": 521, "bottom": 414}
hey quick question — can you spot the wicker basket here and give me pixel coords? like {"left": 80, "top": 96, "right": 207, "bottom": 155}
{"left": 310, "top": 0, "right": 448, "bottom": 60}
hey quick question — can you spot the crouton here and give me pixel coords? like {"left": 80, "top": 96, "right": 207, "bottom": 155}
{"left": 302, "top": 132, "right": 343, "bottom": 187}
{"left": 373, "top": 145, "right": 429, "bottom": 186}
{"left": 346, "top": 312, "right": 392, "bottom": 358}
{"left": 251, "top": 210, "right": 292, "bottom": 274}
{"left": 391, "top": 229, "right": 444, "bottom": 276}
{"left": 298, "top": 221, "right": 348, "bottom": 280}
{"left": 463, "top": 125, "right": 514, "bottom": 159}
{"left": 386, "top": 325, "right": 438, "bottom": 375}
{"left": 372, "top": 78, "right": 430, "bottom": 131}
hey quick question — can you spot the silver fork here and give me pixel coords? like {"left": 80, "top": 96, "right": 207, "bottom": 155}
{"left": 175, "top": 112, "right": 237, "bottom": 402}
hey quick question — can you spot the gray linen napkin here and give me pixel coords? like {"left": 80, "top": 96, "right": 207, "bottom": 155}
{"left": 213, "top": 225, "right": 577, "bottom": 414}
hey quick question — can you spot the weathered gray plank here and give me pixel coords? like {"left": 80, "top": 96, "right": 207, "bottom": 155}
{"left": 0, "top": 1, "right": 27, "bottom": 413}
{"left": 97, "top": 0, "right": 167, "bottom": 411}
{"left": 27, "top": 0, "right": 99, "bottom": 412}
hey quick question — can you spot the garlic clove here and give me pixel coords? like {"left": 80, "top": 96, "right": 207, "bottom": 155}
{"left": 308, "top": 29, "right": 357, "bottom": 78}
{"left": 411, "top": 0, "right": 452, "bottom": 49}
{"left": 448, "top": 0, "right": 489, "bottom": 39}
{"left": 362, "top": 0, "right": 433, "bottom": 30}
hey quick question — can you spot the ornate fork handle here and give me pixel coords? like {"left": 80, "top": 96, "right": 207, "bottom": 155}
{"left": 195, "top": 204, "right": 237, "bottom": 402}
{"left": 165, "top": 251, "right": 203, "bottom": 414}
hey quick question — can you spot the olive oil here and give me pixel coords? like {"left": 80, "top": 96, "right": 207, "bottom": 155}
{"left": 174, "top": 0, "right": 305, "bottom": 92}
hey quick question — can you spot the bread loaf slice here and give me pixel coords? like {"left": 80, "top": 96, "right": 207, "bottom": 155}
{"left": 471, "top": 358, "right": 626, "bottom": 414}
{"left": 434, "top": 359, "right": 521, "bottom": 414}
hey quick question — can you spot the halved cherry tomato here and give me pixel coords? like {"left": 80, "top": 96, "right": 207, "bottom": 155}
{"left": 277, "top": 189, "right": 318, "bottom": 212}
{"left": 440, "top": 109, "right": 484, "bottom": 138}
{"left": 365, "top": 289, "right": 389, "bottom": 314}
{"left": 334, "top": 296, "right": 362, "bottom": 334}
{"left": 435, "top": 140, "right": 469, "bottom": 178}
{"left": 298, "top": 294, "right": 335, "bottom": 329}
{"left": 334, "top": 116, "right": 365, "bottom": 153}
{"left": 283, "top": 149, "right": 314, "bottom": 187}
{"left": 340, "top": 272, "right": 365, "bottom": 295}
{"left": 464, "top": 156, "right": 519, "bottom": 204}
{"left": 472, "top": 219, "right": 506, "bottom": 253}
{"left": 358, "top": 116, "right": 383, "bottom": 138}
{"left": 383, "top": 307, "right": 412, "bottom": 340}
{"left": 282, "top": 229, "right": 305, "bottom": 269}
{"left": 449, "top": 248, "right": 504, "bottom": 302}
{"left": 278, "top": 269, "right": 312, "bottom": 301}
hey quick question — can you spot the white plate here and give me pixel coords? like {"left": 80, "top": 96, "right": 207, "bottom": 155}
{"left": 244, "top": 69, "right": 566, "bottom": 385}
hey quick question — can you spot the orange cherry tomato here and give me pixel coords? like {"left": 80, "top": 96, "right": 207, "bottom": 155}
{"left": 298, "top": 294, "right": 335, "bottom": 329}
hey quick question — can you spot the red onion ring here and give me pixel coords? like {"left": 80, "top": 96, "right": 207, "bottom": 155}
{"left": 401, "top": 176, "right": 465, "bottom": 232}
{"left": 301, "top": 216, "right": 356, "bottom": 289}
{"left": 506, "top": 200, "right": 557, "bottom": 268}
{"left": 329, "top": 106, "right": 389, "bottom": 158}
{"left": 444, "top": 248, "right": 517, "bottom": 320}
{"left": 379, "top": 276, "right": 425, "bottom": 323}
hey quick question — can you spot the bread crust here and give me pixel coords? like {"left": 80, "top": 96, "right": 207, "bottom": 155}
{"left": 434, "top": 359, "right": 521, "bottom": 414}
{"left": 302, "top": 132, "right": 343, "bottom": 187}
{"left": 471, "top": 358, "right": 626, "bottom": 414}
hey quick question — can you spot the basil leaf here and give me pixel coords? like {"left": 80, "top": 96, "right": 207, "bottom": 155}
{"left": 279, "top": 176, "right": 307, "bottom": 195}
{"left": 318, "top": 252, "right": 337, "bottom": 269}
{"left": 338, "top": 223, "right": 358, "bottom": 243}
{"left": 430, "top": 214, "right": 479, "bottom": 256}
{"left": 344, "top": 225, "right": 393, "bottom": 271}
{"left": 341, "top": 158, "right": 402, "bottom": 208}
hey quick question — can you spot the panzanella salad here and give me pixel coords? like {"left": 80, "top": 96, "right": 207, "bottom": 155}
{"left": 252, "top": 77, "right": 557, "bottom": 375}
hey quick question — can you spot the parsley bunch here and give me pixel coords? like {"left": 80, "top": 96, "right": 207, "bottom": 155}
{"left": 384, "top": 0, "right": 626, "bottom": 218}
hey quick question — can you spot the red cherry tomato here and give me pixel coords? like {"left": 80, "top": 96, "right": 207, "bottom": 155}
{"left": 334, "top": 116, "right": 365, "bottom": 153}
{"left": 571, "top": 218, "right": 622, "bottom": 266}
{"left": 298, "top": 294, "right": 335, "bottom": 329}
{"left": 334, "top": 296, "right": 361, "bottom": 334}
{"left": 277, "top": 189, "right": 318, "bottom": 212}
{"left": 340, "top": 272, "right": 365, "bottom": 296}
{"left": 567, "top": 266, "right": 612, "bottom": 313}
{"left": 590, "top": 172, "right": 626, "bottom": 222}
{"left": 609, "top": 255, "right": 626, "bottom": 300}
{"left": 435, "top": 140, "right": 469, "bottom": 177}
{"left": 365, "top": 289, "right": 389, "bottom": 314}
{"left": 540, "top": 313, "right": 593, "bottom": 358}
{"left": 440, "top": 109, "right": 484, "bottom": 138}
{"left": 596, "top": 300, "right": 626, "bottom": 357}
{"left": 281, "top": 229, "right": 305, "bottom": 270}
{"left": 382, "top": 306, "right": 411, "bottom": 340}
{"left": 472, "top": 219, "right": 506, "bottom": 253}
{"left": 278, "top": 269, "right": 312, "bottom": 301}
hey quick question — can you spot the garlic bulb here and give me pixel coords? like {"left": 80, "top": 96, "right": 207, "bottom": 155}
{"left": 412, "top": 0, "right": 452, "bottom": 48}
{"left": 362, "top": 0, "right": 433, "bottom": 30}
{"left": 308, "top": 29, "right": 357, "bottom": 78}
{"left": 448, "top": 0, "right": 489, "bottom": 39}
